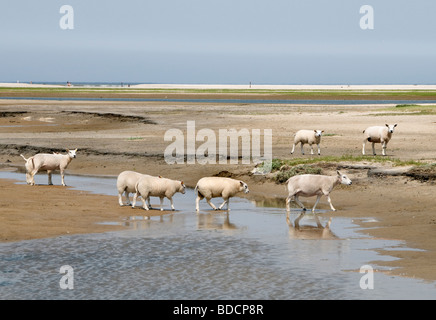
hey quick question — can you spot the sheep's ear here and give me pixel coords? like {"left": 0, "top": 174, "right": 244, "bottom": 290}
{"left": 385, "top": 124, "right": 389, "bottom": 127}
{"left": 394, "top": 124, "right": 397, "bottom": 127}
{"left": 181, "top": 181, "right": 184, "bottom": 185}
{"left": 75, "top": 148, "right": 78, "bottom": 152}
{"left": 314, "top": 130, "right": 317, "bottom": 133}
{"left": 337, "top": 170, "right": 341, "bottom": 176}
{"left": 66, "top": 149, "right": 70, "bottom": 152}
{"left": 240, "top": 181, "right": 244, "bottom": 186}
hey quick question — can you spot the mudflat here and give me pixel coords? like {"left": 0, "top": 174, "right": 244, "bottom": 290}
{"left": 0, "top": 89, "right": 435, "bottom": 281}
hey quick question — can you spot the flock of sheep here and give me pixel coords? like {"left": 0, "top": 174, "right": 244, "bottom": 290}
{"left": 19, "top": 123, "right": 397, "bottom": 214}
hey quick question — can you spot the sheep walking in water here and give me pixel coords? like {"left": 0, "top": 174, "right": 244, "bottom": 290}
{"left": 291, "top": 130, "right": 324, "bottom": 155}
{"left": 116, "top": 170, "right": 152, "bottom": 207}
{"left": 362, "top": 124, "right": 397, "bottom": 156}
{"left": 195, "top": 177, "right": 249, "bottom": 211}
{"left": 132, "top": 175, "right": 186, "bottom": 211}
{"left": 20, "top": 149, "right": 77, "bottom": 186}
{"left": 286, "top": 171, "right": 352, "bottom": 213}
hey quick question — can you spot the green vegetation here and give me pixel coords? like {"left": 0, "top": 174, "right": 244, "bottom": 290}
{"left": 1, "top": 86, "right": 436, "bottom": 100}
{"left": 268, "top": 155, "right": 423, "bottom": 168}
{"left": 274, "top": 164, "right": 322, "bottom": 183}
{"left": 259, "top": 155, "right": 428, "bottom": 183}
{"left": 373, "top": 104, "right": 436, "bottom": 116}
{"left": 126, "top": 137, "right": 144, "bottom": 141}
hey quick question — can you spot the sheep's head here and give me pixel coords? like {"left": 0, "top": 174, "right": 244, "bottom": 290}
{"left": 179, "top": 181, "right": 186, "bottom": 194}
{"left": 239, "top": 181, "right": 249, "bottom": 194}
{"left": 385, "top": 124, "right": 397, "bottom": 134}
{"left": 314, "top": 130, "right": 324, "bottom": 137}
{"left": 67, "top": 148, "right": 78, "bottom": 158}
{"left": 337, "top": 171, "right": 352, "bottom": 185}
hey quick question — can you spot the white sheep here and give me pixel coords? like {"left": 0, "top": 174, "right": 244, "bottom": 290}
{"left": 291, "top": 130, "right": 324, "bottom": 155}
{"left": 362, "top": 124, "right": 397, "bottom": 156}
{"left": 116, "top": 170, "right": 152, "bottom": 207}
{"left": 20, "top": 149, "right": 77, "bottom": 186}
{"left": 132, "top": 175, "right": 186, "bottom": 211}
{"left": 195, "top": 177, "right": 249, "bottom": 211}
{"left": 286, "top": 171, "right": 352, "bottom": 213}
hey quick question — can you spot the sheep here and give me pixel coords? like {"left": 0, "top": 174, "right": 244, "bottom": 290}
{"left": 132, "top": 175, "right": 186, "bottom": 211}
{"left": 116, "top": 170, "right": 153, "bottom": 207}
{"left": 20, "top": 149, "right": 77, "bottom": 186}
{"left": 362, "top": 124, "right": 397, "bottom": 156}
{"left": 291, "top": 130, "right": 324, "bottom": 155}
{"left": 285, "top": 171, "right": 352, "bottom": 213}
{"left": 195, "top": 177, "right": 249, "bottom": 212}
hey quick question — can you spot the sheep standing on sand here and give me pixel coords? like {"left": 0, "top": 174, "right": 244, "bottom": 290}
{"left": 195, "top": 177, "right": 249, "bottom": 212}
{"left": 291, "top": 130, "right": 324, "bottom": 155}
{"left": 132, "top": 176, "right": 186, "bottom": 211}
{"left": 20, "top": 149, "right": 77, "bottom": 186}
{"left": 117, "top": 170, "right": 152, "bottom": 207}
{"left": 286, "top": 171, "right": 352, "bottom": 213}
{"left": 362, "top": 124, "right": 397, "bottom": 156}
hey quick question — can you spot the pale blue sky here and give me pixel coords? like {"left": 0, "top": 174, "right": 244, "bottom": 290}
{"left": 1, "top": 0, "right": 435, "bottom": 84}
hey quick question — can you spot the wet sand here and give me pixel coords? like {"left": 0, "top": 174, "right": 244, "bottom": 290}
{"left": 0, "top": 91, "right": 435, "bottom": 281}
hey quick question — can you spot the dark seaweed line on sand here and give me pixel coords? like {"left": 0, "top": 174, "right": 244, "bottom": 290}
{"left": 0, "top": 144, "right": 164, "bottom": 160}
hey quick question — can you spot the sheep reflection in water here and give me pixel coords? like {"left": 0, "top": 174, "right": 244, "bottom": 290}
{"left": 286, "top": 211, "right": 337, "bottom": 240}
{"left": 196, "top": 212, "right": 238, "bottom": 231}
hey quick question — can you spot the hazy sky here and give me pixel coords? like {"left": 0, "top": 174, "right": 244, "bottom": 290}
{"left": 1, "top": 0, "right": 435, "bottom": 84}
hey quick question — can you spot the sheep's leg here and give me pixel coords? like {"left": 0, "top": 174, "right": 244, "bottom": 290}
{"left": 147, "top": 196, "right": 152, "bottom": 209}
{"left": 291, "top": 143, "right": 296, "bottom": 154}
{"left": 60, "top": 169, "right": 66, "bottom": 186}
{"left": 170, "top": 197, "right": 175, "bottom": 211}
{"left": 327, "top": 195, "right": 336, "bottom": 211}
{"left": 310, "top": 144, "right": 314, "bottom": 155}
{"left": 206, "top": 198, "right": 218, "bottom": 210}
{"left": 317, "top": 144, "right": 321, "bottom": 155}
{"left": 141, "top": 195, "right": 150, "bottom": 210}
{"left": 362, "top": 141, "right": 366, "bottom": 155}
{"left": 196, "top": 195, "right": 202, "bottom": 212}
{"left": 294, "top": 196, "right": 306, "bottom": 211}
{"left": 47, "top": 170, "right": 53, "bottom": 185}
{"left": 159, "top": 197, "right": 164, "bottom": 211}
{"left": 311, "top": 195, "right": 322, "bottom": 213}
{"left": 300, "top": 143, "right": 305, "bottom": 155}
{"left": 118, "top": 192, "right": 124, "bottom": 206}
{"left": 124, "top": 191, "right": 131, "bottom": 206}
{"left": 24, "top": 170, "right": 30, "bottom": 184}
{"left": 30, "top": 169, "right": 38, "bottom": 186}
{"left": 218, "top": 198, "right": 230, "bottom": 211}
{"left": 286, "top": 195, "right": 292, "bottom": 211}
{"left": 131, "top": 193, "right": 138, "bottom": 208}
{"left": 371, "top": 142, "right": 376, "bottom": 156}
{"left": 382, "top": 141, "right": 387, "bottom": 156}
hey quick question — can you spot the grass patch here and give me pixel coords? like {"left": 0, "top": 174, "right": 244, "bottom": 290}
{"left": 373, "top": 104, "right": 436, "bottom": 116}
{"left": 126, "top": 136, "right": 144, "bottom": 141}
{"left": 268, "top": 155, "right": 423, "bottom": 169}
{"left": 258, "top": 155, "right": 426, "bottom": 183}
{"left": 273, "top": 164, "right": 322, "bottom": 183}
{"left": 2, "top": 87, "right": 436, "bottom": 99}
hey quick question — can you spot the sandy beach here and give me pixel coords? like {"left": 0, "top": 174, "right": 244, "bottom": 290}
{"left": 0, "top": 85, "right": 435, "bottom": 281}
